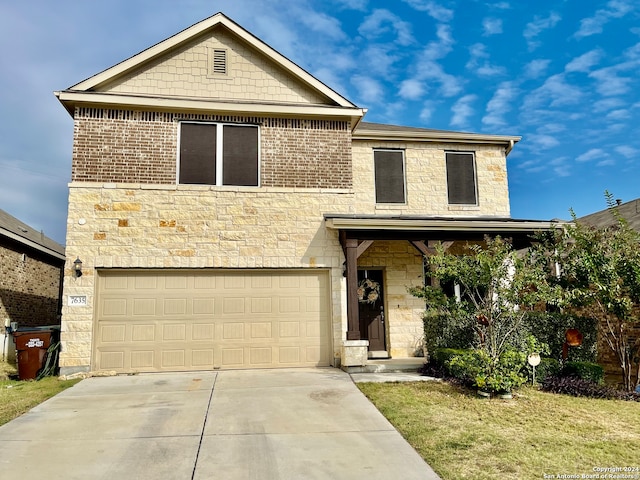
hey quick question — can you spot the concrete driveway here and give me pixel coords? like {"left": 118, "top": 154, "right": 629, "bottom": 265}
{"left": 0, "top": 368, "right": 440, "bottom": 479}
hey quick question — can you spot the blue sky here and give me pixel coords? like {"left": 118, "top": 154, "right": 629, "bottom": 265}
{"left": 1, "top": 0, "right": 639, "bottom": 244}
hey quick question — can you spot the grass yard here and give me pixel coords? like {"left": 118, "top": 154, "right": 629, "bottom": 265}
{"left": 358, "top": 380, "right": 640, "bottom": 480}
{"left": 0, "top": 362, "right": 80, "bottom": 426}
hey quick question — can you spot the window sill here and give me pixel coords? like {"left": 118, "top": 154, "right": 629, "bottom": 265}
{"left": 448, "top": 204, "right": 480, "bottom": 211}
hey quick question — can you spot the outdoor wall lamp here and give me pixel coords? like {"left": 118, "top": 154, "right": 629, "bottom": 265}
{"left": 73, "top": 257, "right": 83, "bottom": 277}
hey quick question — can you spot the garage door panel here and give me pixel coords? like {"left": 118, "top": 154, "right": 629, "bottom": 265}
{"left": 95, "top": 269, "right": 331, "bottom": 372}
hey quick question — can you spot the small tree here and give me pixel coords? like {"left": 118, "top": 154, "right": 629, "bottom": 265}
{"left": 410, "top": 236, "right": 563, "bottom": 391}
{"left": 551, "top": 193, "right": 640, "bottom": 391}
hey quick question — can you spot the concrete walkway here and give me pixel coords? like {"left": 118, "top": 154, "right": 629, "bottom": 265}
{"left": 0, "top": 368, "right": 440, "bottom": 479}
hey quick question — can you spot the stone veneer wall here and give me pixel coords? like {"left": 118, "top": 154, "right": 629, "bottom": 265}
{"left": 72, "top": 108, "right": 352, "bottom": 189}
{"left": 60, "top": 185, "right": 355, "bottom": 371}
{"left": 0, "top": 242, "right": 62, "bottom": 330}
{"left": 357, "top": 241, "right": 426, "bottom": 357}
{"left": 352, "top": 141, "right": 510, "bottom": 216}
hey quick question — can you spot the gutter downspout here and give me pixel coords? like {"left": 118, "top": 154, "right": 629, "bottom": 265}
{"left": 505, "top": 139, "right": 515, "bottom": 156}
{"left": 351, "top": 108, "right": 368, "bottom": 133}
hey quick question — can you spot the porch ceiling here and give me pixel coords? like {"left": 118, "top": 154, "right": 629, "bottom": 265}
{"left": 324, "top": 214, "right": 562, "bottom": 249}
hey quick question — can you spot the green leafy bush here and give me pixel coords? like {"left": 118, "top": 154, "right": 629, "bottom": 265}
{"left": 443, "top": 348, "right": 527, "bottom": 393}
{"left": 525, "top": 357, "right": 561, "bottom": 384}
{"left": 422, "top": 312, "right": 476, "bottom": 353}
{"left": 562, "top": 361, "right": 604, "bottom": 384}
{"left": 522, "top": 312, "right": 597, "bottom": 363}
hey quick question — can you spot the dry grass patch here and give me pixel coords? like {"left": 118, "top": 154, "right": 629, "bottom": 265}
{"left": 358, "top": 381, "right": 640, "bottom": 480}
{"left": 0, "top": 362, "right": 80, "bottom": 426}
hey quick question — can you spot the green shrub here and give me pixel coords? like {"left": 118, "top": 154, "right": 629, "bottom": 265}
{"left": 443, "top": 348, "right": 527, "bottom": 393}
{"left": 422, "top": 312, "right": 476, "bottom": 354}
{"left": 525, "top": 357, "right": 561, "bottom": 384}
{"left": 523, "top": 312, "right": 597, "bottom": 362}
{"left": 447, "top": 350, "right": 485, "bottom": 385}
{"left": 430, "top": 348, "right": 470, "bottom": 370}
{"left": 562, "top": 361, "right": 604, "bottom": 384}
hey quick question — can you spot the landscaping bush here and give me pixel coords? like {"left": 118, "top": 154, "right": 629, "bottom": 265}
{"left": 562, "top": 361, "right": 604, "bottom": 384}
{"left": 523, "top": 312, "right": 597, "bottom": 362}
{"left": 524, "top": 357, "right": 561, "bottom": 384}
{"left": 422, "top": 312, "right": 476, "bottom": 354}
{"left": 420, "top": 348, "right": 470, "bottom": 379}
{"left": 541, "top": 376, "right": 640, "bottom": 401}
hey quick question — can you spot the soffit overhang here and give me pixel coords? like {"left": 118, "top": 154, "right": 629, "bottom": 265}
{"left": 325, "top": 215, "right": 560, "bottom": 232}
{"left": 324, "top": 214, "right": 562, "bottom": 247}
{"left": 54, "top": 91, "right": 365, "bottom": 124}
{"left": 352, "top": 126, "right": 521, "bottom": 150}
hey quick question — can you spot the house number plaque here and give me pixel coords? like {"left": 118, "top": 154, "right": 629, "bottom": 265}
{"left": 68, "top": 295, "right": 88, "bottom": 306}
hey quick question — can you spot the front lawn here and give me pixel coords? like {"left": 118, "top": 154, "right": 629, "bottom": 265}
{"left": 358, "top": 380, "right": 640, "bottom": 480}
{"left": 0, "top": 362, "right": 80, "bottom": 426}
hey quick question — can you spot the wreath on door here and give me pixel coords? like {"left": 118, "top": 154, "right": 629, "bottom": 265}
{"left": 358, "top": 278, "right": 380, "bottom": 304}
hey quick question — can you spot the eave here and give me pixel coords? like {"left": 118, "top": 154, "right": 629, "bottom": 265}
{"left": 54, "top": 91, "right": 366, "bottom": 124}
{"left": 352, "top": 127, "right": 520, "bottom": 153}
{"left": 324, "top": 215, "right": 560, "bottom": 232}
{"left": 0, "top": 227, "right": 66, "bottom": 262}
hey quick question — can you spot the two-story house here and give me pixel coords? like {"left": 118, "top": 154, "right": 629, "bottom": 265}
{"left": 55, "top": 12, "right": 554, "bottom": 375}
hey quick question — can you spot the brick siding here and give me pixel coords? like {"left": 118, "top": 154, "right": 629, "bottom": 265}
{"left": 72, "top": 108, "right": 352, "bottom": 189}
{"left": 0, "top": 241, "right": 62, "bottom": 329}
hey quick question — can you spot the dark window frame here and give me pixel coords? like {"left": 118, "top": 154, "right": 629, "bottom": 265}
{"left": 445, "top": 151, "right": 478, "bottom": 206}
{"left": 373, "top": 149, "right": 407, "bottom": 204}
{"left": 178, "top": 121, "right": 260, "bottom": 187}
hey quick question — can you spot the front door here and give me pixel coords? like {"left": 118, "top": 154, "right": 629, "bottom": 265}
{"left": 357, "top": 269, "right": 386, "bottom": 353}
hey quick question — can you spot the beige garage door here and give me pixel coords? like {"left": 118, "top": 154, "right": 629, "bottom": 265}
{"left": 94, "top": 269, "right": 331, "bottom": 372}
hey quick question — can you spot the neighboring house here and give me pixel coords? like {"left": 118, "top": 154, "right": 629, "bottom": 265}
{"left": 54, "top": 12, "right": 554, "bottom": 375}
{"left": 0, "top": 209, "right": 65, "bottom": 361}
{"left": 578, "top": 198, "right": 640, "bottom": 380}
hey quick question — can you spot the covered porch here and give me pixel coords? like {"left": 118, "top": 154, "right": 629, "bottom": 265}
{"left": 324, "top": 214, "right": 558, "bottom": 369}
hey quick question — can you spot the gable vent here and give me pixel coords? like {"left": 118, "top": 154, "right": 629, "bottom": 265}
{"left": 212, "top": 49, "right": 227, "bottom": 75}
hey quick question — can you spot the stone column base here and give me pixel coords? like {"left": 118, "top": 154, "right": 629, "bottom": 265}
{"left": 341, "top": 340, "right": 369, "bottom": 367}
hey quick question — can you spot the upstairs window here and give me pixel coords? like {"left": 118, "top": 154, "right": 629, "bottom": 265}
{"left": 374, "top": 149, "right": 406, "bottom": 204}
{"left": 446, "top": 152, "right": 477, "bottom": 205}
{"left": 179, "top": 122, "right": 259, "bottom": 186}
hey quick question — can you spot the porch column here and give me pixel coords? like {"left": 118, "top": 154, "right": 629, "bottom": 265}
{"left": 345, "top": 238, "right": 360, "bottom": 340}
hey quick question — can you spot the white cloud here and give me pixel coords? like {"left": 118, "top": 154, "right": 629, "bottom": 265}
{"left": 522, "top": 74, "right": 583, "bottom": 110}
{"left": 593, "top": 97, "right": 626, "bottom": 112}
{"left": 482, "top": 81, "right": 517, "bottom": 127}
{"left": 334, "top": 0, "right": 368, "bottom": 10}
{"left": 550, "top": 156, "right": 571, "bottom": 177}
{"left": 564, "top": 49, "right": 603, "bottom": 72}
{"left": 419, "top": 101, "right": 436, "bottom": 122}
{"left": 606, "top": 109, "right": 631, "bottom": 120}
{"left": 450, "top": 94, "right": 477, "bottom": 128}
{"left": 589, "top": 66, "right": 633, "bottom": 96}
{"left": 401, "top": 0, "right": 454, "bottom": 22}
{"left": 482, "top": 17, "right": 503, "bottom": 36}
{"left": 576, "top": 148, "right": 607, "bottom": 162}
{"left": 528, "top": 134, "right": 560, "bottom": 149}
{"left": 596, "top": 158, "right": 615, "bottom": 167}
{"left": 466, "top": 43, "right": 505, "bottom": 77}
{"left": 523, "top": 12, "right": 561, "bottom": 50}
{"left": 359, "top": 45, "right": 398, "bottom": 79}
{"left": 358, "top": 9, "right": 414, "bottom": 46}
{"left": 423, "top": 24, "right": 454, "bottom": 61}
{"left": 295, "top": 9, "right": 346, "bottom": 41}
{"left": 523, "top": 59, "right": 551, "bottom": 78}
{"left": 399, "top": 78, "right": 425, "bottom": 100}
{"left": 574, "top": 0, "right": 635, "bottom": 39}
{"left": 491, "top": 2, "right": 511, "bottom": 9}
{"left": 615, "top": 145, "right": 638, "bottom": 158}
{"left": 351, "top": 75, "right": 384, "bottom": 103}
